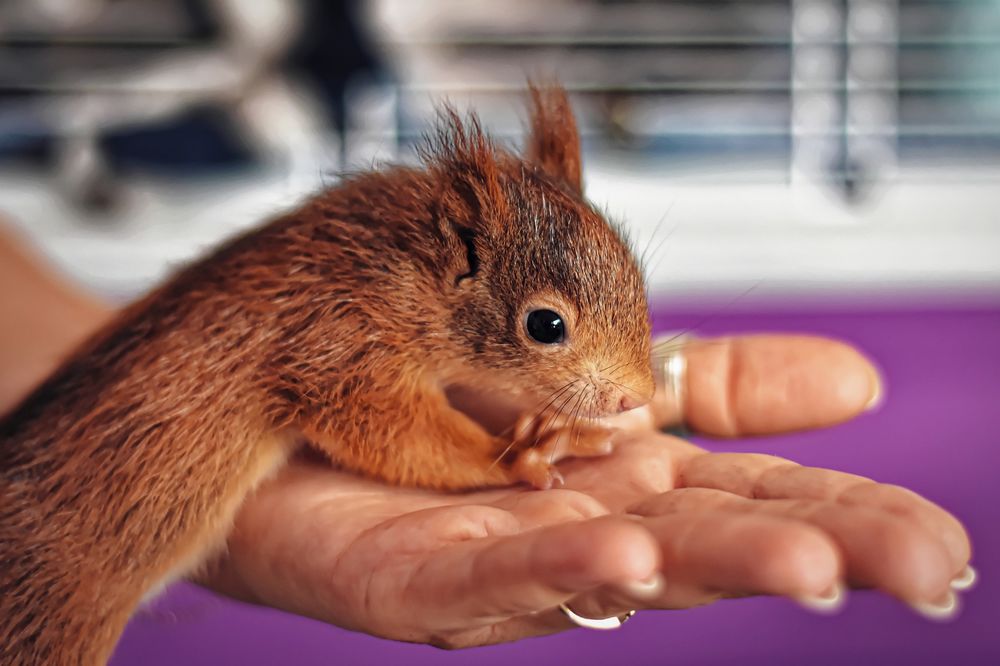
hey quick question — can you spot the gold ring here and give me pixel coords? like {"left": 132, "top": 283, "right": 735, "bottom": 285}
{"left": 558, "top": 603, "right": 636, "bottom": 630}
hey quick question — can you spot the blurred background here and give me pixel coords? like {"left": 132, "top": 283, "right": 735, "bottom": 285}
{"left": 1, "top": 0, "right": 998, "bottom": 301}
{"left": 1, "top": 1, "right": 998, "bottom": 665}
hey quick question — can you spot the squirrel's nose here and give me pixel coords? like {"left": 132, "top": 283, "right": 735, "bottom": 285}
{"left": 618, "top": 393, "right": 645, "bottom": 413}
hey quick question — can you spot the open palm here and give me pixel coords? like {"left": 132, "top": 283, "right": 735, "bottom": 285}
{"left": 200, "top": 335, "right": 971, "bottom": 649}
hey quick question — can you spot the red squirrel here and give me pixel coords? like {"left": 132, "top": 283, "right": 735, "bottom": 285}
{"left": 0, "top": 86, "right": 654, "bottom": 664}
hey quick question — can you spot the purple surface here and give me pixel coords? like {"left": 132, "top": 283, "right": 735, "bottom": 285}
{"left": 110, "top": 305, "right": 1000, "bottom": 665}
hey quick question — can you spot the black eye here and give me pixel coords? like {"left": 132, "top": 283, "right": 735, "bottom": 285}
{"left": 525, "top": 309, "right": 566, "bottom": 344}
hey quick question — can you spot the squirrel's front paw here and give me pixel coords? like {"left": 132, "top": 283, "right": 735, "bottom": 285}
{"left": 506, "top": 412, "right": 617, "bottom": 490}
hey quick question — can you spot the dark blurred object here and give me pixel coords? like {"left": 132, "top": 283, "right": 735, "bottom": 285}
{"left": 286, "top": 1, "right": 382, "bottom": 132}
{"left": 0, "top": 0, "right": 380, "bottom": 211}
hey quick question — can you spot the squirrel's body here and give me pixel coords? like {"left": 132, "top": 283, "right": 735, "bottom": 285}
{"left": 0, "top": 87, "right": 654, "bottom": 664}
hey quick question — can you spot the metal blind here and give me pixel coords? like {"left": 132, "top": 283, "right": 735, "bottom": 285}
{"left": 0, "top": 1, "right": 996, "bottom": 295}
{"left": 363, "top": 0, "right": 1000, "bottom": 202}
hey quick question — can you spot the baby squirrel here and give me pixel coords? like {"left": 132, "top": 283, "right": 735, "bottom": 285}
{"left": 0, "top": 85, "right": 654, "bottom": 664}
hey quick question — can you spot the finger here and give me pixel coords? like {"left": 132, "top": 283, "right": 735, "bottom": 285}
{"left": 392, "top": 515, "right": 659, "bottom": 636}
{"left": 643, "top": 509, "right": 841, "bottom": 599}
{"left": 489, "top": 488, "right": 610, "bottom": 529}
{"left": 679, "top": 453, "right": 971, "bottom": 574}
{"left": 633, "top": 487, "right": 957, "bottom": 605}
{"left": 650, "top": 334, "right": 881, "bottom": 436}
{"left": 566, "top": 507, "right": 842, "bottom": 621}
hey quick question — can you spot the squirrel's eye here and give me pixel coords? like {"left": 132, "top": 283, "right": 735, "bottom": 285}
{"left": 525, "top": 309, "right": 566, "bottom": 344}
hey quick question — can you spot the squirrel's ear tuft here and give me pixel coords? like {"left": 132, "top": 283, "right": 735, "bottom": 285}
{"left": 524, "top": 83, "right": 582, "bottom": 195}
{"left": 420, "top": 105, "right": 507, "bottom": 225}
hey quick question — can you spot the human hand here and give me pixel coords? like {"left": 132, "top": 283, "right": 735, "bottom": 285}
{"left": 197, "top": 335, "right": 971, "bottom": 648}
{"left": 0, "top": 222, "right": 111, "bottom": 415}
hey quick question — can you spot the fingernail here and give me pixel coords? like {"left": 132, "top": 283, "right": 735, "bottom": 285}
{"left": 909, "top": 590, "right": 960, "bottom": 622}
{"left": 795, "top": 582, "right": 846, "bottom": 614}
{"left": 865, "top": 370, "right": 885, "bottom": 412}
{"left": 951, "top": 565, "right": 977, "bottom": 591}
{"left": 621, "top": 573, "right": 665, "bottom": 600}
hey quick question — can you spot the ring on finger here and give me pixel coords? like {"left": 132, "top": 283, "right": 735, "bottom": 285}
{"left": 652, "top": 332, "right": 693, "bottom": 432}
{"left": 559, "top": 603, "right": 636, "bottom": 630}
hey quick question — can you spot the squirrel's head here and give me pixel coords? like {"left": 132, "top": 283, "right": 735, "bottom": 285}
{"left": 428, "top": 86, "right": 654, "bottom": 419}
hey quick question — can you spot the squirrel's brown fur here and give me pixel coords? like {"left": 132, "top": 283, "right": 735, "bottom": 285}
{"left": 0, "top": 86, "right": 653, "bottom": 664}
